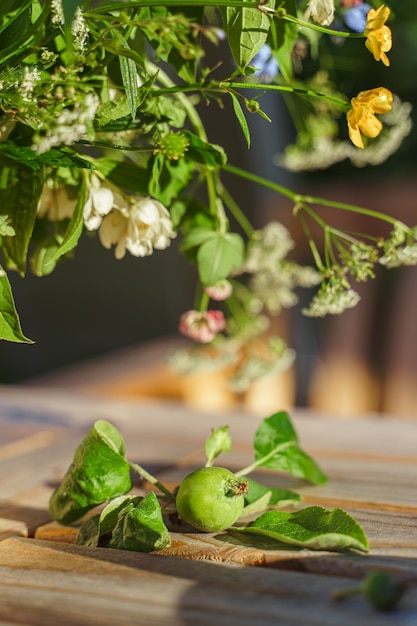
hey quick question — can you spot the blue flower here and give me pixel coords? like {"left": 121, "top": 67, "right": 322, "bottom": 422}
{"left": 250, "top": 44, "right": 279, "bottom": 82}
{"left": 344, "top": 3, "right": 372, "bottom": 33}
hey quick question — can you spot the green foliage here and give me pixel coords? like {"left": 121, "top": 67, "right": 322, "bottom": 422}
{"left": 233, "top": 506, "right": 369, "bottom": 552}
{"left": 49, "top": 411, "right": 368, "bottom": 554}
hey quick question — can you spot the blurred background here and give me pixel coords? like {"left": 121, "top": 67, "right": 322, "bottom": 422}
{"left": 1, "top": 0, "right": 417, "bottom": 418}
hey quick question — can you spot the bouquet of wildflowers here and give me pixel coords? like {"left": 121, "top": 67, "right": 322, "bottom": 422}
{"left": 0, "top": 0, "right": 414, "bottom": 389}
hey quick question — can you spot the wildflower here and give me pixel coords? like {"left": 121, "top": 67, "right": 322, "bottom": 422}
{"left": 32, "top": 92, "right": 99, "bottom": 154}
{"left": 304, "top": 0, "right": 335, "bottom": 26}
{"left": 205, "top": 279, "right": 233, "bottom": 301}
{"left": 71, "top": 7, "right": 89, "bottom": 51}
{"left": 347, "top": 87, "right": 393, "bottom": 149}
{"left": 38, "top": 183, "right": 77, "bottom": 221}
{"left": 364, "top": 5, "right": 392, "bottom": 66}
{"left": 99, "top": 196, "right": 176, "bottom": 259}
{"left": 51, "top": 0, "right": 64, "bottom": 25}
{"left": 179, "top": 310, "right": 225, "bottom": 343}
{"left": 344, "top": 3, "right": 372, "bottom": 33}
{"left": 243, "top": 222, "right": 295, "bottom": 273}
{"left": 83, "top": 175, "right": 122, "bottom": 231}
{"left": 303, "top": 282, "right": 361, "bottom": 317}
{"left": 20, "top": 66, "right": 41, "bottom": 102}
{"left": 250, "top": 45, "right": 279, "bottom": 82}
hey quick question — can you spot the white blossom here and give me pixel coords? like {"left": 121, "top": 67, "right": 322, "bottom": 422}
{"left": 38, "top": 183, "right": 77, "bottom": 221}
{"left": 32, "top": 93, "right": 99, "bottom": 154}
{"left": 99, "top": 196, "right": 176, "bottom": 259}
{"left": 304, "top": 0, "right": 335, "bottom": 26}
{"left": 83, "top": 175, "right": 126, "bottom": 231}
{"left": 20, "top": 66, "right": 41, "bottom": 101}
{"left": 303, "top": 285, "right": 361, "bottom": 317}
{"left": 71, "top": 8, "right": 89, "bottom": 51}
{"left": 51, "top": 0, "right": 64, "bottom": 25}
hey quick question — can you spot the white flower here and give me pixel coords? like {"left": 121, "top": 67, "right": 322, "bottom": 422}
{"left": 20, "top": 66, "right": 41, "bottom": 102}
{"left": 83, "top": 175, "right": 127, "bottom": 231}
{"left": 32, "top": 93, "right": 99, "bottom": 154}
{"left": 98, "top": 196, "right": 176, "bottom": 259}
{"left": 51, "top": 0, "right": 64, "bottom": 25}
{"left": 37, "top": 183, "right": 77, "bottom": 221}
{"left": 71, "top": 7, "right": 89, "bottom": 51}
{"left": 304, "top": 0, "right": 335, "bottom": 26}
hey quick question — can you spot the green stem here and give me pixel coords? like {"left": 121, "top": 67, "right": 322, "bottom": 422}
{"left": 129, "top": 462, "right": 176, "bottom": 501}
{"left": 222, "top": 163, "right": 297, "bottom": 201}
{"left": 307, "top": 196, "right": 409, "bottom": 229}
{"left": 220, "top": 186, "right": 254, "bottom": 238}
{"left": 235, "top": 442, "right": 292, "bottom": 477}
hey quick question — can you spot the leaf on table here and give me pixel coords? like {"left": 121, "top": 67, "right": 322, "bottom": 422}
{"left": 205, "top": 425, "right": 232, "bottom": 467}
{"left": 49, "top": 420, "right": 132, "bottom": 525}
{"left": 254, "top": 412, "right": 327, "bottom": 485}
{"left": 76, "top": 495, "right": 140, "bottom": 548}
{"left": 241, "top": 477, "right": 301, "bottom": 518}
{"left": 233, "top": 506, "right": 369, "bottom": 553}
{"left": 109, "top": 492, "right": 171, "bottom": 552}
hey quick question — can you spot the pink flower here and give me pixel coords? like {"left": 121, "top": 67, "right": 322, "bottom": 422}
{"left": 205, "top": 279, "right": 233, "bottom": 301}
{"left": 179, "top": 310, "right": 225, "bottom": 343}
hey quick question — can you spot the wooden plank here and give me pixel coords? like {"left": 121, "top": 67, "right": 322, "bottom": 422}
{"left": 0, "top": 537, "right": 416, "bottom": 626}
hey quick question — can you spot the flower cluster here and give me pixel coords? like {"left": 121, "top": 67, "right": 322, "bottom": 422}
{"left": 0, "top": 0, "right": 415, "bottom": 393}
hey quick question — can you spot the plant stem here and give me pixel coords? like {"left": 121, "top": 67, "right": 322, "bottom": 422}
{"left": 129, "top": 462, "right": 176, "bottom": 501}
{"left": 235, "top": 442, "right": 292, "bottom": 477}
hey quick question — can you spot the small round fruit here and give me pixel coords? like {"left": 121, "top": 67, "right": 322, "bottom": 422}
{"left": 176, "top": 467, "right": 248, "bottom": 532}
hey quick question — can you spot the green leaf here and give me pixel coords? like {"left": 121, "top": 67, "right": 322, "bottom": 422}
{"left": 44, "top": 173, "right": 87, "bottom": 266}
{"left": 49, "top": 420, "right": 132, "bottom": 525}
{"left": 205, "top": 426, "right": 232, "bottom": 467}
{"left": 182, "top": 131, "right": 227, "bottom": 167}
{"left": 253, "top": 412, "right": 327, "bottom": 485}
{"left": 98, "top": 159, "right": 149, "bottom": 195}
{"left": 270, "top": 0, "right": 297, "bottom": 83}
{"left": 242, "top": 477, "right": 301, "bottom": 517}
{"left": 109, "top": 492, "right": 171, "bottom": 553}
{"left": 233, "top": 507, "right": 369, "bottom": 552}
{"left": 222, "top": 0, "right": 276, "bottom": 69}
{"left": 179, "top": 226, "right": 216, "bottom": 252}
{"left": 230, "top": 93, "right": 251, "bottom": 148}
{"left": 0, "top": 155, "right": 43, "bottom": 275}
{"left": 118, "top": 36, "right": 139, "bottom": 121}
{"left": 0, "top": 265, "right": 33, "bottom": 343}
{"left": 197, "top": 232, "right": 245, "bottom": 286}
{"left": 76, "top": 495, "right": 140, "bottom": 548}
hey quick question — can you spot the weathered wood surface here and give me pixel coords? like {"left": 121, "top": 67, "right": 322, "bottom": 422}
{"left": 0, "top": 384, "right": 417, "bottom": 624}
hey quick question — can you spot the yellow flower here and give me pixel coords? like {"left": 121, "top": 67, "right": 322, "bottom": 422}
{"left": 364, "top": 5, "right": 392, "bottom": 66}
{"left": 347, "top": 87, "right": 393, "bottom": 149}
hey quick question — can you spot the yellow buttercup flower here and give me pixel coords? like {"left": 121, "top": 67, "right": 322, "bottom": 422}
{"left": 347, "top": 87, "right": 393, "bottom": 149}
{"left": 364, "top": 5, "right": 392, "bottom": 66}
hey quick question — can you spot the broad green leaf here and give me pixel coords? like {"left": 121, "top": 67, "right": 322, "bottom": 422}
{"left": 0, "top": 266, "right": 33, "bottom": 343}
{"left": 205, "top": 426, "right": 232, "bottom": 467}
{"left": 230, "top": 92, "right": 251, "bottom": 148}
{"left": 44, "top": 173, "right": 87, "bottom": 266}
{"left": 180, "top": 226, "right": 217, "bottom": 252}
{"left": 0, "top": 1, "right": 31, "bottom": 49}
{"left": 49, "top": 420, "right": 132, "bottom": 525}
{"left": 182, "top": 131, "right": 227, "bottom": 167}
{"left": 98, "top": 159, "right": 149, "bottom": 195}
{"left": 0, "top": 155, "right": 43, "bottom": 275}
{"left": 76, "top": 495, "right": 140, "bottom": 548}
{"left": 241, "top": 477, "right": 301, "bottom": 517}
{"left": 109, "top": 492, "right": 171, "bottom": 553}
{"left": 233, "top": 507, "right": 369, "bottom": 552}
{"left": 118, "top": 35, "right": 139, "bottom": 121}
{"left": 222, "top": 0, "right": 276, "bottom": 69}
{"left": 197, "top": 232, "right": 245, "bottom": 286}
{"left": 0, "top": 143, "right": 97, "bottom": 171}
{"left": 270, "top": 0, "right": 297, "bottom": 83}
{"left": 253, "top": 412, "right": 327, "bottom": 485}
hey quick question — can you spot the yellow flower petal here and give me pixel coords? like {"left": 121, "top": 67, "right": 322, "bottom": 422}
{"left": 364, "top": 5, "right": 392, "bottom": 65}
{"left": 346, "top": 87, "right": 393, "bottom": 149}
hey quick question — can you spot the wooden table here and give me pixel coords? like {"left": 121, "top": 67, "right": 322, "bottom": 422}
{"left": 0, "top": 384, "right": 416, "bottom": 625}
